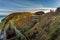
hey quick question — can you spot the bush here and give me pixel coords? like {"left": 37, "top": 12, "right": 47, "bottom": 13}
{"left": 35, "top": 11, "right": 44, "bottom": 15}
{"left": 56, "top": 7, "right": 60, "bottom": 12}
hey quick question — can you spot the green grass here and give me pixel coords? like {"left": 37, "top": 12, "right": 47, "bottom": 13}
{"left": 49, "top": 18, "right": 60, "bottom": 40}
{"left": 0, "top": 22, "right": 3, "bottom": 29}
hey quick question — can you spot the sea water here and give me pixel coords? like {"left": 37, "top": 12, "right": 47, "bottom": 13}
{"left": 0, "top": 16, "right": 6, "bottom": 22}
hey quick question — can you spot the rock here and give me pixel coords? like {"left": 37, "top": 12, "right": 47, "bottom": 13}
{"left": 35, "top": 11, "right": 44, "bottom": 15}
{"left": 1, "top": 10, "right": 60, "bottom": 40}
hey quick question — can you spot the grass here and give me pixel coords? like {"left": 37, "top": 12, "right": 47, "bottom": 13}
{"left": 49, "top": 17, "right": 60, "bottom": 40}
{"left": 0, "top": 22, "right": 3, "bottom": 29}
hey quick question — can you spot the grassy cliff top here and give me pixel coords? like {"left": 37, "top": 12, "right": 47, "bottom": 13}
{"left": 1, "top": 7, "right": 60, "bottom": 40}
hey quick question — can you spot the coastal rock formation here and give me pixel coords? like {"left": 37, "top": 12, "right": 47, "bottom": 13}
{"left": 1, "top": 7, "right": 60, "bottom": 40}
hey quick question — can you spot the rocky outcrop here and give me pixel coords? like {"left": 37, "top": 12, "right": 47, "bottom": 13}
{"left": 1, "top": 7, "right": 60, "bottom": 40}
{"left": 35, "top": 11, "right": 44, "bottom": 15}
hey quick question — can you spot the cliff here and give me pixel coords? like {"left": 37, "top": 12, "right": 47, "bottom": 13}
{"left": 1, "top": 7, "right": 60, "bottom": 40}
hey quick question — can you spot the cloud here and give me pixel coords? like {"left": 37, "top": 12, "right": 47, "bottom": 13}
{"left": 0, "top": 8, "right": 56, "bottom": 15}
{"left": 0, "top": 0, "right": 48, "bottom": 8}
{"left": 0, "top": 0, "right": 56, "bottom": 15}
{"left": 0, "top": 0, "right": 44, "bottom": 8}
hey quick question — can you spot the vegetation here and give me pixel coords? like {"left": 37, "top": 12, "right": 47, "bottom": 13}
{"left": 0, "top": 22, "right": 2, "bottom": 29}
{"left": 35, "top": 11, "right": 44, "bottom": 15}
{"left": 0, "top": 7, "right": 60, "bottom": 40}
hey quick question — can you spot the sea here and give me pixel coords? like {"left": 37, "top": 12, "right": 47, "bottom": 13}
{"left": 0, "top": 16, "right": 6, "bottom": 22}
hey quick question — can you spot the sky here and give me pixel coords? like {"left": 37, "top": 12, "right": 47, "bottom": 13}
{"left": 0, "top": 0, "right": 60, "bottom": 15}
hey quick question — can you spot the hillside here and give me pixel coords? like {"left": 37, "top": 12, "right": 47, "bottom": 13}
{"left": 1, "top": 7, "right": 60, "bottom": 40}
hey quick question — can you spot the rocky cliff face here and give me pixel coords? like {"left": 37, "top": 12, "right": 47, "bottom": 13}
{"left": 1, "top": 8, "right": 60, "bottom": 40}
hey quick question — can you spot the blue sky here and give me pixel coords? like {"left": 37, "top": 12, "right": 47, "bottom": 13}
{"left": 0, "top": 0, "right": 59, "bottom": 15}
{"left": 0, "top": 0, "right": 59, "bottom": 9}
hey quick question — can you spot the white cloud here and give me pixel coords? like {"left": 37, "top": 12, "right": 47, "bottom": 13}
{"left": 9, "top": 0, "right": 44, "bottom": 8}
{"left": 0, "top": 8, "right": 56, "bottom": 15}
